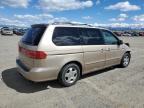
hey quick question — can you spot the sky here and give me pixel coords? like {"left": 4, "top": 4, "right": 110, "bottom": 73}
{"left": 0, "top": 0, "right": 144, "bottom": 27}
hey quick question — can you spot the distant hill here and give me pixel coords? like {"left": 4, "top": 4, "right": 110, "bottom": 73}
{"left": 0, "top": 24, "right": 143, "bottom": 31}
{"left": 106, "top": 27, "right": 144, "bottom": 31}
{"left": 0, "top": 24, "right": 28, "bottom": 29}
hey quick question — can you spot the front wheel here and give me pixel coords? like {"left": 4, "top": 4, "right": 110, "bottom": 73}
{"left": 120, "top": 53, "right": 131, "bottom": 68}
{"left": 58, "top": 63, "right": 80, "bottom": 87}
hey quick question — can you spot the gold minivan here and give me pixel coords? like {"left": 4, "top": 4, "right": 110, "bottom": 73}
{"left": 16, "top": 22, "right": 131, "bottom": 86}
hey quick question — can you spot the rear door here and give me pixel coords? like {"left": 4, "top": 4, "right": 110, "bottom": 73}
{"left": 101, "top": 30, "right": 123, "bottom": 67}
{"left": 79, "top": 28, "right": 106, "bottom": 73}
{"left": 19, "top": 25, "right": 46, "bottom": 69}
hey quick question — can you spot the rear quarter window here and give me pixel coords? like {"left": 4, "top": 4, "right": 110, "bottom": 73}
{"left": 22, "top": 27, "right": 46, "bottom": 46}
{"left": 52, "top": 27, "right": 80, "bottom": 46}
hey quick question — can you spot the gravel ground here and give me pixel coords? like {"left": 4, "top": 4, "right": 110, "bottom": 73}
{"left": 0, "top": 35, "right": 144, "bottom": 108}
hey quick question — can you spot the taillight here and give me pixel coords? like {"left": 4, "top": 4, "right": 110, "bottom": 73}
{"left": 19, "top": 46, "right": 47, "bottom": 59}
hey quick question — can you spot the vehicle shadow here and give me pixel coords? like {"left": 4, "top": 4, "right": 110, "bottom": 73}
{"left": 1, "top": 67, "right": 63, "bottom": 93}
{"left": 1, "top": 66, "right": 117, "bottom": 93}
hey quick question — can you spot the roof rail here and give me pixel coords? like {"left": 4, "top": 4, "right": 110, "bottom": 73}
{"left": 52, "top": 22, "right": 93, "bottom": 27}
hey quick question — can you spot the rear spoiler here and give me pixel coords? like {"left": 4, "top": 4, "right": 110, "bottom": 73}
{"left": 31, "top": 24, "right": 48, "bottom": 28}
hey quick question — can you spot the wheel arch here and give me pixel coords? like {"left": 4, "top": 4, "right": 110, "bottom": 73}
{"left": 58, "top": 61, "right": 83, "bottom": 78}
{"left": 125, "top": 51, "right": 131, "bottom": 58}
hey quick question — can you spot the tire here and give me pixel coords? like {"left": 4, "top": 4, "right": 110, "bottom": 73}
{"left": 1, "top": 32, "right": 4, "bottom": 35}
{"left": 58, "top": 63, "right": 80, "bottom": 87}
{"left": 120, "top": 53, "right": 131, "bottom": 68}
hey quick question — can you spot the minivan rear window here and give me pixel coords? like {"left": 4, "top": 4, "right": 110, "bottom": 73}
{"left": 22, "top": 27, "right": 46, "bottom": 45}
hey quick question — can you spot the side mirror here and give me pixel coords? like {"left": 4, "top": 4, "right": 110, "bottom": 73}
{"left": 118, "top": 40, "right": 123, "bottom": 45}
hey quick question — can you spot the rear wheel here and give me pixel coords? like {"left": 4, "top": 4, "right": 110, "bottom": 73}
{"left": 1, "top": 32, "right": 4, "bottom": 35}
{"left": 120, "top": 53, "right": 131, "bottom": 68}
{"left": 58, "top": 63, "right": 80, "bottom": 87}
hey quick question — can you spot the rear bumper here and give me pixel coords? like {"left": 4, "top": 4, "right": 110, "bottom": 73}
{"left": 16, "top": 59, "right": 58, "bottom": 82}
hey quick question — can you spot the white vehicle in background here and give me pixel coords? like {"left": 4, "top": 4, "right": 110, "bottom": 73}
{"left": 1, "top": 27, "right": 13, "bottom": 35}
{"left": 121, "top": 32, "right": 132, "bottom": 37}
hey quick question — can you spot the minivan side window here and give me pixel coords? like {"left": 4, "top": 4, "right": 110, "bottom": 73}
{"left": 101, "top": 30, "right": 118, "bottom": 45}
{"left": 52, "top": 27, "right": 80, "bottom": 46}
{"left": 80, "top": 28, "right": 104, "bottom": 45}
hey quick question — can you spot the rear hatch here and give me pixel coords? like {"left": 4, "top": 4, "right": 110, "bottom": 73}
{"left": 18, "top": 24, "right": 47, "bottom": 69}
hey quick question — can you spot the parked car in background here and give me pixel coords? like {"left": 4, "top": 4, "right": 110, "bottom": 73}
{"left": 131, "top": 31, "right": 139, "bottom": 37}
{"left": 1, "top": 27, "right": 13, "bottom": 35}
{"left": 13, "top": 28, "right": 20, "bottom": 35}
{"left": 0, "top": 27, "right": 2, "bottom": 33}
{"left": 121, "top": 32, "right": 132, "bottom": 37}
{"left": 113, "top": 31, "right": 122, "bottom": 37}
{"left": 139, "top": 32, "right": 144, "bottom": 36}
{"left": 13, "top": 28, "right": 28, "bottom": 36}
{"left": 19, "top": 29, "right": 28, "bottom": 35}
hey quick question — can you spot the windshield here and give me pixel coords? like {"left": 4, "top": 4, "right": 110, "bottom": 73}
{"left": 3, "top": 28, "right": 11, "bottom": 30}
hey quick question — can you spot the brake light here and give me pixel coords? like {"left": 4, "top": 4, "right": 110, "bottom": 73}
{"left": 19, "top": 46, "right": 47, "bottom": 59}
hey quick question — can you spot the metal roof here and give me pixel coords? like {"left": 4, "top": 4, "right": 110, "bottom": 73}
{"left": 31, "top": 22, "right": 108, "bottom": 30}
